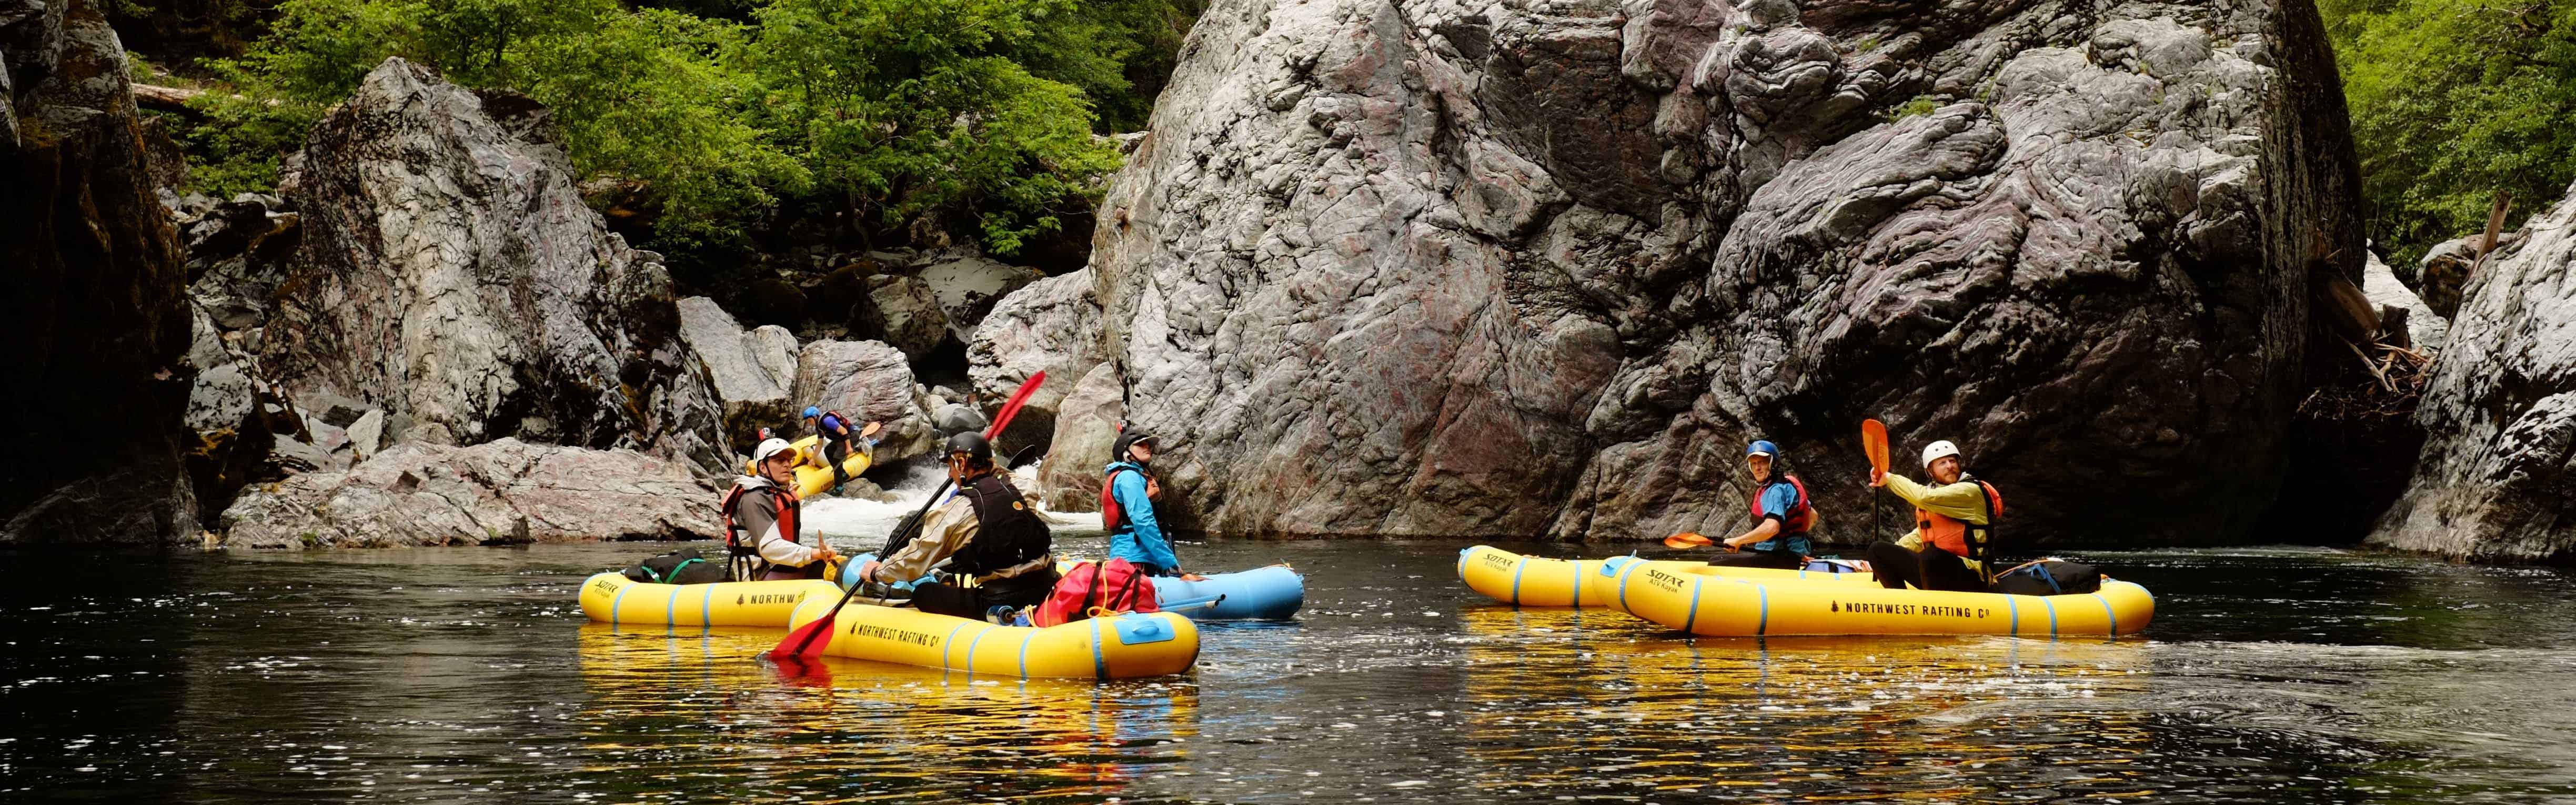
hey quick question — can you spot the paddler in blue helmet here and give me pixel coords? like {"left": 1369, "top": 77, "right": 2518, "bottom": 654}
{"left": 1703, "top": 439, "right": 1817, "bottom": 569}
{"left": 799, "top": 405, "right": 882, "bottom": 486}
{"left": 1103, "top": 426, "right": 1205, "bottom": 581}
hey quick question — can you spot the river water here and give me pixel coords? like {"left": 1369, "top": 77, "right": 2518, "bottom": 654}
{"left": 7, "top": 523, "right": 2575, "bottom": 802}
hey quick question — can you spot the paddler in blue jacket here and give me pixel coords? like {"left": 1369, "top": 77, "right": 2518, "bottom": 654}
{"left": 1705, "top": 440, "right": 1816, "bottom": 570}
{"left": 1103, "top": 428, "right": 1204, "bottom": 581}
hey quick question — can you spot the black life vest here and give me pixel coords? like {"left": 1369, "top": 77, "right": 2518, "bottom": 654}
{"left": 952, "top": 472, "right": 1051, "bottom": 578}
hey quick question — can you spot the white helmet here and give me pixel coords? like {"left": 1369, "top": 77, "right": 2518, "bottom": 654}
{"left": 1920, "top": 440, "right": 1963, "bottom": 469}
{"left": 752, "top": 438, "right": 799, "bottom": 466}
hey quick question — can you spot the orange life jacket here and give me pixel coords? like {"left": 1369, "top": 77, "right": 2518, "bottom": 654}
{"left": 1915, "top": 479, "right": 2002, "bottom": 559}
{"left": 720, "top": 481, "right": 800, "bottom": 552}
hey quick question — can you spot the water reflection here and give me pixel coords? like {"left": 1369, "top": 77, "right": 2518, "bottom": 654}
{"left": 572, "top": 625, "right": 1199, "bottom": 801}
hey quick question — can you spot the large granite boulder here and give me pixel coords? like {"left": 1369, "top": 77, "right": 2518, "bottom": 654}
{"left": 918, "top": 254, "right": 1044, "bottom": 342}
{"left": 1038, "top": 0, "right": 2360, "bottom": 541}
{"left": 967, "top": 269, "right": 1106, "bottom": 449}
{"left": 0, "top": 0, "right": 201, "bottom": 545}
{"left": 2371, "top": 181, "right": 2576, "bottom": 562}
{"left": 853, "top": 274, "right": 950, "bottom": 361}
{"left": 1037, "top": 363, "right": 1127, "bottom": 511}
{"left": 258, "top": 58, "right": 730, "bottom": 475}
{"left": 2362, "top": 250, "right": 2446, "bottom": 352}
{"left": 218, "top": 439, "right": 719, "bottom": 547}
{"left": 677, "top": 296, "right": 797, "bottom": 447}
{"left": 789, "top": 340, "right": 939, "bottom": 462}
{"left": 2402, "top": 236, "right": 2483, "bottom": 320}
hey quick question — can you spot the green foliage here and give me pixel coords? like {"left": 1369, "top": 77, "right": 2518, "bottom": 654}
{"left": 1889, "top": 95, "right": 1940, "bottom": 120}
{"left": 750, "top": 0, "right": 1120, "bottom": 254}
{"left": 172, "top": 0, "right": 1184, "bottom": 260}
{"left": 2324, "top": 0, "right": 2576, "bottom": 265}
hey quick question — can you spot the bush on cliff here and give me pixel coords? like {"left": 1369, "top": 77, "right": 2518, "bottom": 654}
{"left": 173, "top": 0, "right": 1198, "bottom": 259}
{"left": 2324, "top": 0, "right": 2576, "bottom": 265}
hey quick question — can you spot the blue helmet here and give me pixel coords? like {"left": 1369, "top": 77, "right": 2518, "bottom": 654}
{"left": 1747, "top": 440, "right": 1779, "bottom": 458}
{"left": 802, "top": 406, "right": 822, "bottom": 419}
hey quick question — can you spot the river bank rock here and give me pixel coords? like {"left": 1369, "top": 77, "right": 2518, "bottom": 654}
{"left": 2371, "top": 181, "right": 2576, "bottom": 562}
{"left": 967, "top": 269, "right": 1105, "bottom": 450}
{"left": 219, "top": 439, "right": 718, "bottom": 548}
{"left": 677, "top": 296, "right": 797, "bottom": 447}
{"left": 2363, "top": 251, "right": 2446, "bottom": 352}
{"left": 1037, "top": 363, "right": 1126, "bottom": 511}
{"left": 790, "top": 340, "right": 938, "bottom": 461}
{"left": 0, "top": 0, "right": 202, "bottom": 545}
{"left": 853, "top": 274, "right": 949, "bottom": 361}
{"left": 1034, "top": 0, "right": 2360, "bottom": 541}
{"left": 258, "top": 58, "right": 730, "bottom": 475}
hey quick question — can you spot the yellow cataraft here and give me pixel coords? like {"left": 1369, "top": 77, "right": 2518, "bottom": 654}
{"left": 1605, "top": 556, "right": 2155, "bottom": 638}
{"left": 578, "top": 573, "right": 842, "bottom": 628}
{"left": 780, "top": 595, "right": 1201, "bottom": 680}
{"left": 1457, "top": 545, "right": 1872, "bottom": 608}
{"left": 739, "top": 434, "right": 871, "bottom": 498}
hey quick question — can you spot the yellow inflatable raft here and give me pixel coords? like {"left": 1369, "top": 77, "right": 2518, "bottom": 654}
{"left": 1607, "top": 559, "right": 2156, "bottom": 637}
{"left": 739, "top": 434, "right": 872, "bottom": 498}
{"left": 1456, "top": 545, "right": 1871, "bottom": 608}
{"left": 782, "top": 595, "right": 1201, "bottom": 680}
{"left": 577, "top": 573, "right": 842, "bottom": 628}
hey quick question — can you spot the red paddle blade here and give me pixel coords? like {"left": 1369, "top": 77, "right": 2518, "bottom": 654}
{"left": 766, "top": 612, "right": 837, "bottom": 660}
{"left": 985, "top": 370, "right": 1044, "bottom": 439}
{"left": 1861, "top": 419, "right": 1890, "bottom": 474}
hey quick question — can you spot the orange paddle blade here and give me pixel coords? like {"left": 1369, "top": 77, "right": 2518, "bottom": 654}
{"left": 1663, "top": 532, "right": 1714, "bottom": 548}
{"left": 1861, "top": 419, "right": 1890, "bottom": 475}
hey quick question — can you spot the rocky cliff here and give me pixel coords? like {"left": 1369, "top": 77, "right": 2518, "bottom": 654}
{"left": 1002, "top": 0, "right": 2362, "bottom": 541}
{"left": 2371, "top": 181, "right": 2576, "bottom": 562}
{"left": 0, "top": 0, "right": 199, "bottom": 544}
{"left": 258, "top": 59, "right": 731, "bottom": 475}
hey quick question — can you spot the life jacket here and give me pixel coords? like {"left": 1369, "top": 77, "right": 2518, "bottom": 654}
{"left": 1031, "top": 558, "right": 1161, "bottom": 627}
{"left": 1742, "top": 474, "right": 1815, "bottom": 555}
{"left": 719, "top": 477, "right": 800, "bottom": 556}
{"left": 953, "top": 472, "right": 1052, "bottom": 578}
{"left": 1101, "top": 461, "right": 1150, "bottom": 534}
{"left": 1916, "top": 477, "right": 2002, "bottom": 561}
{"left": 816, "top": 410, "right": 852, "bottom": 444}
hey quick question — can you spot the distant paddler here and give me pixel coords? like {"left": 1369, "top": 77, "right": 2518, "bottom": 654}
{"left": 1866, "top": 439, "right": 2002, "bottom": 592}
{"left": 1103, "top": 426, "right": 1204, "bottom": 581}
{"left": 722, "top": 437, "right": 842, "bottom": 581}
{"left": 800, "top": 405, "right": 884, "bottom": 487}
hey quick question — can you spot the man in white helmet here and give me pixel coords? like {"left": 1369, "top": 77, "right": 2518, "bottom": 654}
{"left": 1864, "top": 439, "right": 2003, "bottom": 592}
{"left": 719, "top": 438, "right": 840, "bottom": 581}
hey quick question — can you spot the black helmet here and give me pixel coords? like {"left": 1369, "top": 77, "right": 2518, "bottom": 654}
{"left": 1112, "top": 426, "right": 1158, "bottom": 463}
{"left": 944, "top": 431, "right": 992, "bottom": 463}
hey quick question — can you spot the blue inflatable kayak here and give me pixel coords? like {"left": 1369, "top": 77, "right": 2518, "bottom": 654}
{"left": 836, "top": 556, "right": 1303, "bottom": 621}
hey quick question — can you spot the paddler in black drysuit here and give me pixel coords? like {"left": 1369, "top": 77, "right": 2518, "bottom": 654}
{"left": 856, "top": 432, "right": 1059, "bottom": 621}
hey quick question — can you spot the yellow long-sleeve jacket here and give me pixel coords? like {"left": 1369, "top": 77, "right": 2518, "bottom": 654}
{"left": 1883, "top": 474, "right": 1993, "bottom": 573}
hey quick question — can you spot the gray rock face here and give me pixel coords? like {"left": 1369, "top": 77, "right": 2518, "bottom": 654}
{"left": 260, "top": 59, "right": 730, "bottom": 475}
{"left": 854, "top": 275, "right": 950, "bottom": 361}
{"left": 677, "top": 296, "right": 797, "bottom": 446}
{"left": 967, "top": 269, "right": 1105, "bottom": 448}
{"left": 2362, "top": 251, "right": 2446, "bottom": 352}
{"left": 2371, "top": 181, "right": 2576, "bottom": 562}
{"left": 1041, "top": 0, "right": 2359, "bottom": 541}
{"left": 1, "top": 0, "right": 200, "bottom": 545}
{"left": 790, "top": 340, "right": 938, "bottom": 461}
{"left": 2404, "top": 237, "right": 2484, "bottom": 320}
{"left": 219, "top": 439, "right": 719, "bottom": 548}
{"left": 1038, "top": 363, "right": 1126, "bottom": 511}
{"left": 918, "top": 255, "right": 1045, "bottom": 343}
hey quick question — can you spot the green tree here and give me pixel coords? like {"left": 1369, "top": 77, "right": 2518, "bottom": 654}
{"left": 750, "top": 0, "right": 1121, "bottom": 255}
{"left": 2324, "top": 0, "right": 2576, "bottom": 265}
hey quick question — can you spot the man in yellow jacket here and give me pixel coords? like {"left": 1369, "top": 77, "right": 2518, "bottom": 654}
{"left": 1865, "top": 439, "right": 2003, "bottom": 592}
